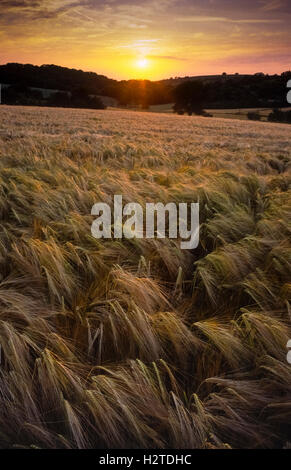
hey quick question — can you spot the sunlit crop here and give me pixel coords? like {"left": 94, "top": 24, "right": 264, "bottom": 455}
{"left": 0, "top": 105, "right": 290, "bottom": 449}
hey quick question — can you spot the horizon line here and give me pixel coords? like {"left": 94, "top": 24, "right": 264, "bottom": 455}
{"left": 1, "top": 62, "right": 290, "bottom": 83}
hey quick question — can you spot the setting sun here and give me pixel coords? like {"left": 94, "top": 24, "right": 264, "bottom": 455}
{"left": 136, "top": 57, "right": 149, "bottom": 69}
{"left": 129, "top": 56, "right": 155, "bottom": 79}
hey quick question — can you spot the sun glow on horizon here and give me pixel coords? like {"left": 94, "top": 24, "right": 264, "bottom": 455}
{"left": 136, "top": 57, "right": 149, "bottom": 69}
{"left": 127, "top": 56, "right": 157, "bottom": 79}
{"left": 0, "top": 1, "right": 289, "bottom": 81}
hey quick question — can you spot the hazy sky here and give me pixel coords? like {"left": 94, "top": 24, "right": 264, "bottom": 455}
{"left": 0, "top": 0, "right": 290, "bottom": 79}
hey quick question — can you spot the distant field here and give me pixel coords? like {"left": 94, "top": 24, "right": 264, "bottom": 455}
{"left": 147, "top": 103, "right": 291, "bottom": 121}
{"left": 0, "top": 105, "right": 290, "bottom": 449}
{"left": 207, "top": 107, "right": 291, "bottom": 121}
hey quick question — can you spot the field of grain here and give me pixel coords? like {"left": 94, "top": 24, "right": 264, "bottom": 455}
{"left": 0, "top": 105, "right": 290, "bottom": 449}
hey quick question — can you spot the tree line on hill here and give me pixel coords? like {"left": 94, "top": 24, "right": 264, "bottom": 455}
{"left": 2, "top": 83, "right": 106, "bottom": 109}
{"left": 0, "top": 63, "right": 290, "bottom": 113}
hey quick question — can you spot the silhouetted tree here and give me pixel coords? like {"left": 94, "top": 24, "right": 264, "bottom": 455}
{"left": 173, "top": 81, "right": 207, "bottom": 115}
{"left": 3, "top": 84, "right": 43, "bottom": 105}
{"left": 71, "top": 87, "right": 106, "bottom": 109}
{"left": 268, "top": 109, "right": 291, "bottom": 123}
{"left": 247, "top": 112, "right": 261, "bottom": 121}
{"left": 48, "top": 91, "right": 71, "bottom": 107}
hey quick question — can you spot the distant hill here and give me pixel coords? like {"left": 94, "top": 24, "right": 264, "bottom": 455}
{"left": 0, "top": 63, "right": 290, "bottom": 110}
{"left": 0, "top": 63, "right": 117, "bottom": 96}
{"left": 159, "top": 72, "right": 287, "bottom": 87}
{"left": 160, "top": 71, "right": 291, "bottom": 109}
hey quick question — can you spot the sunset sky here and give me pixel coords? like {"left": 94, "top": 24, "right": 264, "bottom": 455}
{"left": 0, "top": 0, "right": 290, "bottom": 80}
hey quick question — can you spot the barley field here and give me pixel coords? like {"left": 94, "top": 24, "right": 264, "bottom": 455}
{"left": 0, "top": 105, "right": 290, "bottom": 449}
